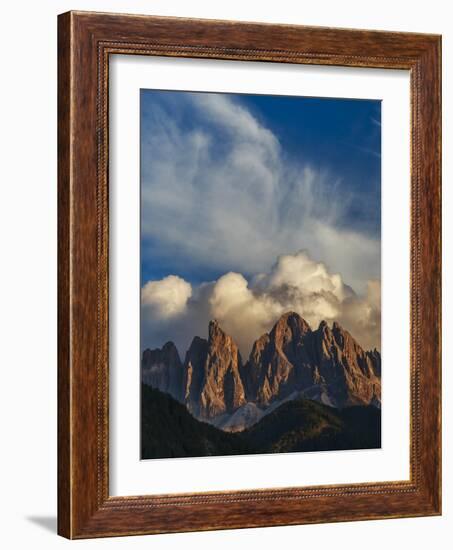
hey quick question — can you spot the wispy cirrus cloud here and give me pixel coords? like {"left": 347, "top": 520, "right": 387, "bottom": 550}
{"left": 141, "top": 92, "right": 380, "bottom": 292}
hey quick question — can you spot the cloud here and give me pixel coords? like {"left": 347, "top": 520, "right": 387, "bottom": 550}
{"left": 141, "top": 251, "right": 380, "bottom": 357}
{"left": 190, "top": 93, "right": 279, "bottom": 156}
{"left": 141, "top": 275, "right": 192, "bottom": 318}
{"left": 141, "top": 92, "right": 380, "bottom": 293}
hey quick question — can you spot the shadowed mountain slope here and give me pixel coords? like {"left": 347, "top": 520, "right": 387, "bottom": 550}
{"left": 141, "top": 384, "right": 381, "bottom": 459}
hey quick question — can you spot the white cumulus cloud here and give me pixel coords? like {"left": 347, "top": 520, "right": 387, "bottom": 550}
{"left": 141, "top": 275, "right": 192, "bottom": 318}
{"left": 141, "top": 251, "right": 380, "bottom": 357}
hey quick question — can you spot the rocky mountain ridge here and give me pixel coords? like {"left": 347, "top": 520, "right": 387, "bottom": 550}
{"left": 141, "top": 312, "right": 381, "bottom": 430}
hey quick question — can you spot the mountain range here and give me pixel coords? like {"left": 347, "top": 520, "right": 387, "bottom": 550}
{"left": 141, "top": 312, "right": 381, "bottom": 432}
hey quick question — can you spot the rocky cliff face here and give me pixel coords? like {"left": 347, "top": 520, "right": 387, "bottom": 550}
{"left": 180, "top": 320, "right": 246, "bottom": 419}
{"left": 243, "top": 312, "right": 314, "bottom": 405}
{"left": 141, "top": 312, "right": 381, "bottom": 425}
{"left": 141, "top": 341, "right": 184, "bottom": 402}
{"left": 243, "top": 313, "right": 381, "bottom": 408}
{"left": 182, "top": 336, "right": 208, "bottom": 415}
{"left": 312, "top": 320, "right": 381, "bottom": 407}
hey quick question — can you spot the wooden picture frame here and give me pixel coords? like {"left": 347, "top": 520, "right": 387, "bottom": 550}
{"left": 58, "top": 10, "right": 441, "bottom": 539}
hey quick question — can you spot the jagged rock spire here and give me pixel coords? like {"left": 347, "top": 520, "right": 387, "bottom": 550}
{"left": 141, "top": 312, "right": 381, "bottom": 420}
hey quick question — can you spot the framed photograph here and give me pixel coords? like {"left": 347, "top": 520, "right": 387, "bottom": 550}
{"left": 58, "top": 11, "right": 441, "bottom": 538}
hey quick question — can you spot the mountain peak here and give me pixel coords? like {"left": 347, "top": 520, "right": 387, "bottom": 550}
{"left": 279, "top": 311, "right": 305, "bottom": 323}
{"left": 188, "top": 319, "right": 246, "bottom": 418}
{"left": 142, "top": 341, "right": 181, "bottom": 364}
{"left": 332, "top": 321, "right": 348, "bottom": 333}
{"left": 272, "top": 311, "right": 311, "bottom": 338}
{"left": 162, "top": 340, "right": 179, "bottom": 353}
{"left": 331, "top": 321, "right": 348, "bottom": 346}
{"left": 278, "top": 310, "right": 303, "bottom": 322}
{"left": 318, "top": 320, "right": 331, "bottom": 334}
{"left": 208, "top": 318, "right": 227, "bottom": 341}
{"left": 141, "top": 341, "right": 183, "bottom": 402}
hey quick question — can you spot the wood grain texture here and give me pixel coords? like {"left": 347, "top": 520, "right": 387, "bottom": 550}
{"left": 57, "top": 10, "right": 442, "bottom": 539}
{"left": 57, "top": 11, "right": 72, "bottom": 538}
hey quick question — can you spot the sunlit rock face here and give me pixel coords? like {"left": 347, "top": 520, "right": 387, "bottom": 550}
{"left": 141, "top": 312, "right": 381, "bottom": 428}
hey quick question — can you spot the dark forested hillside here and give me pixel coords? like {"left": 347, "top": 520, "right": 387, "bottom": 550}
{"left": 141, "top": 384, "right": 381, "bottom": 459}
{"left": 141, "top": 384, "right": 248, "bottom": 459}
{"left": 243, "top": 398, "right": 381, "bottom": 453}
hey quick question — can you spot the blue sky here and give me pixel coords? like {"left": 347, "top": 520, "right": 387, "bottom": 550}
{"left": 141, "top": 90, "right": 380, "bottom": 286}
{"left": 239, "top": 94, "right": 381, "bottom": 231}
{"left": 140, "top": 90, "right": 381, "bottom": 353}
